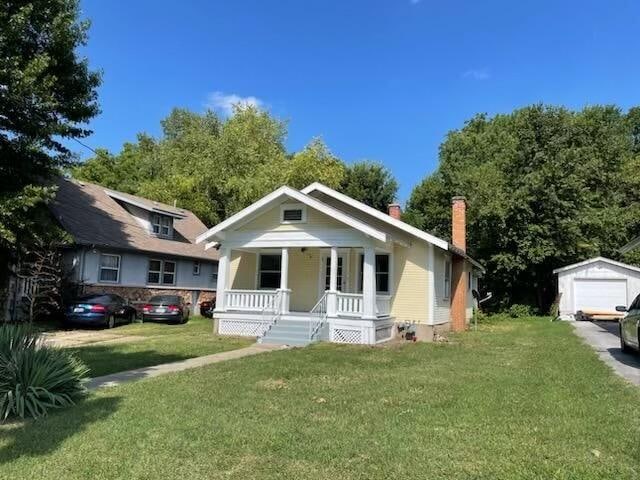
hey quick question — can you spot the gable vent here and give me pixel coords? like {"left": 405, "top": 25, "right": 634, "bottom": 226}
{"left": 283, "top": 209, "right": 303, "bottom": 222}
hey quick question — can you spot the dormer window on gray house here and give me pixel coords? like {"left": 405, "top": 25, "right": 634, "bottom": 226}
{"left": 151, "top": 213, "right": 173, "bottom": 238}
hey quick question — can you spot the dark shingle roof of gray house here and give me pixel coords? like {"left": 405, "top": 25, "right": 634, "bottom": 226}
{"left": 50, "top": 178, "right": 218, "bottom": 262}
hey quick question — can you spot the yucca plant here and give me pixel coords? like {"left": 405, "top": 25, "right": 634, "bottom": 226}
{"left": 0, "top": 324, "right": 89, "bottom": 420}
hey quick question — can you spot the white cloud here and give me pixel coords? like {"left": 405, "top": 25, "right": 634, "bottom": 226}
{"left": 205, "top": 91, "right": 263, "bottom": 115}
{"left": 462, "top": 68, "right": 491, "bottom": 81}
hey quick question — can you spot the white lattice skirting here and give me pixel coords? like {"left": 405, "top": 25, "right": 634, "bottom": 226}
{"left": 332, "top": 328, "right": 364, "bottom": 344}
{"left": 218, "top": 319, "right": 270, "bottom": 337}
{"left": 329, "top": 319, "right": 394, "bottom": 345}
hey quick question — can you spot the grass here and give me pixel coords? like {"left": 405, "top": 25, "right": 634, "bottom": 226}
{"left": 66, "top": 316, "right": 252, "bottom": 377}
{"left": 1, "top": 317, "right": 639, "bottom": 479}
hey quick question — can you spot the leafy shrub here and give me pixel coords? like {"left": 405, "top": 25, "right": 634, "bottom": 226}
{"left": 472, "top": 309, "right": 489, "bottom": 324}
{"left": 508, "top": 304, "right": 533, "bottom": 318}
{"left": 0, "top": 324, "right": 88, "bottom": 421}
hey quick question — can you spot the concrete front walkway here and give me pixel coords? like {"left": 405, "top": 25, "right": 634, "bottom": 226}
{"left": 571, "top": 321, "right": 640, "bottom": 386}
{"left": 86, "top": 343, "right": 285, "bottom": 390}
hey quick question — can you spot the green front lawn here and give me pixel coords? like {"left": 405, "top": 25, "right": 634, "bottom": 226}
{"left": 2, "top": 318, "right": 640, "bottom": 479}
{"left": 68, "top": 316, "right": 252, "bottom": 377}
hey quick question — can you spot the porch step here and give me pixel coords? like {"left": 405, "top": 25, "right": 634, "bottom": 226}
{"left": 259, "top": 319, "right": 318, "bottom": 347}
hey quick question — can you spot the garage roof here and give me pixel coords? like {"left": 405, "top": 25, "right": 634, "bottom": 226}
{"left": 552, "top": 256, "right": 640, "bottom": 275}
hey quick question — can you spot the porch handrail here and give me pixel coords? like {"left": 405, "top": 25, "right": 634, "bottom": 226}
{"left": 309, "top": 292, "right": 328, "bottom": 341}
{"left": 259, "top": 290, "right": 283, "bottom": 338}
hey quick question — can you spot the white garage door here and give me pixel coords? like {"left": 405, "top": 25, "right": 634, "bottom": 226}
{"left": 574, "top": 279, "right": 627, "bottom": 313}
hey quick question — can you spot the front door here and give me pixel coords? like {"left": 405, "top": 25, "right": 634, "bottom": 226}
{"left": 323, "top": 255, "right": 346, "bottom": 292}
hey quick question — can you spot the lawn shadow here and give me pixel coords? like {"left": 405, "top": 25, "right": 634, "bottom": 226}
{"left": 76, "top": 345, "right": 197, "bottom": 378}
{"left": 0, "top": 395, "right": 121, "bottom": 464}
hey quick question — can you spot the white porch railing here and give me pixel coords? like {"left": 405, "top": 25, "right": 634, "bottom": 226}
{"left": 225, "top": 289, "right": 278, "bottom": 311}
{"left": 224, "top": 289, "right": 391, "bottom": 318}
{"left": 336, "top": 293, "right": 363, "bottom": 317}
{"left": 336, "top": 293, "right": 392, "bottom": 317}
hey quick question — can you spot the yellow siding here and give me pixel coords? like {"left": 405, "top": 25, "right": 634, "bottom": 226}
{"left": 288, "top": 248, "right": 322, "bottom": 311}
{"left": 391, "top": 243, "right": 429, "bottom": 323}
{"left": 236, "top": 202, "right": 345, "bottom": 232}
{"left": 229, "top": 251, "right": 256, "bottom": 289}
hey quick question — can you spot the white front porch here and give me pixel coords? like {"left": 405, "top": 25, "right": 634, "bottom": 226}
{"left": 214, "top": 245, "right": 395, "bottom": 345}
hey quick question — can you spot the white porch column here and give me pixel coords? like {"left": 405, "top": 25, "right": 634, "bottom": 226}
{"left": 362, "top": 246, "right": 377, "bottom": 319}
{"left": 279, "top": 247, "right": 291, "bottom": 314}
{"left": 215, "top": 246, "right": 231, "bottom": 312}
{"left": 326, "top": 246, "right": 339, "bottom": 316}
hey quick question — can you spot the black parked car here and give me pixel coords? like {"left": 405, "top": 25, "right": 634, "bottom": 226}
{"left": 65, "top": 294, "right": 137, "bottom": 328}
{"left": 142, "top": 295, "right": 190, "bottom": 324}
{"left": 617, "top": 296, "right": 640, "bottom": 354}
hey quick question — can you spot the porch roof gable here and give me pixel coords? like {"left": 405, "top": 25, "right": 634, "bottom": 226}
{"left": 195, "top": 186, "right": 389, "bottom": 247}
{"left": 302, "top": 182, "right": 485, "bottom": 272}
{"left": 302, "top": 182, "right": 449, "bottom": 250}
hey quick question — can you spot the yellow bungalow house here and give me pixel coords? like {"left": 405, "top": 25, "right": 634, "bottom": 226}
{"left": 196, "top": 183, "right": 483, "bottom": 346}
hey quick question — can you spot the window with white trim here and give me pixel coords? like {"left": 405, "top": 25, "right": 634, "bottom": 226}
{"left": 280, "top": 204, "right": 306, "bottom": 224}
{"left": 193, "top": 261, "right": 200, "bottom": 276}
{"left": 99, "top": 253, "right": 120, "bottom": 283}
{"left": 151, "top": 214, "right": 173, "bottom": 237}
{"left": 444, "top": 259, "right": 452, "bottom": 299}
{"left": 147, "top": 259, "right": 176, "bottom": 285}
{"left": 258, "top": 254, "right": 281, "bottom": 289}
{"left": 358, "top": 253, "right": 390, "bottom": 294}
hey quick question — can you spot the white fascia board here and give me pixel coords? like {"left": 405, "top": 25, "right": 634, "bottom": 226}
{"left": 104, "top": 190, "right": 186, "bottom": 218}
{"left": 196, "top": 186, "right": 387, "bottom": 245}
{"left": 302, "top": 182, "right": 449, "bottom": 250}
{"left": 552, "top": 256, "right": 640, "bottom": 275}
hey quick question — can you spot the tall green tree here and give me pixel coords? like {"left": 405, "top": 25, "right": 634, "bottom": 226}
{"left": 405, "top": 104, "right": 640, "bottom": 312}
{"left": 75, "top": 108, "right": 351, "bottom": 226}
{"left": 0, "top": 0, "right": 100, "bottom": 255}
{"left": 340, "top": 161, "right": 398, "bottom": 212}
{"left": 285, "top": 138, "right": 345, "bottom": 190}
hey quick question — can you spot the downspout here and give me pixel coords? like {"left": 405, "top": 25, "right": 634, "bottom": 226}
{"left": 427, "top": 243, "right": 435, "bottom": 325}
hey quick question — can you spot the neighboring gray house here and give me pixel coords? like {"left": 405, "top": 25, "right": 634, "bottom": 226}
{"left": 50, "top": 178, "right": 218, "bottom": 311}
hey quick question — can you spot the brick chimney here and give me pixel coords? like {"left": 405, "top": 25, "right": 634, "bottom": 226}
{"left": 450, "top": 196, "right": 467, "bottom": 332}
{"left": 388, "top": 203, "right": 401, "bottom": 220}
{"left": 451, "top": 196, "right": 466, "bottom": 252}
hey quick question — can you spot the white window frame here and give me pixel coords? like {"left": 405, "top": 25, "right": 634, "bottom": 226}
{"left": 147, "top": 258, "right": 177, "bottom": 286}
{"left": 444, "top": 258, "right": 452, "bottom": 299}
{"left": 193, "top": 261, "right": 201, "bottom": 276}
{"left": 151, "top": 213, "right": 173, "bottom": 237}
{"left": 98, "top": 253, "right": 121, "bottom": 284}
{"left": 280, "top": 203, "right": 307, "bottom": 224}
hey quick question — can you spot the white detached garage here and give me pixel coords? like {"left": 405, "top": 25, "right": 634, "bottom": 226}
{"left": 554, "top": 257, "right": 640, "bottom": 319}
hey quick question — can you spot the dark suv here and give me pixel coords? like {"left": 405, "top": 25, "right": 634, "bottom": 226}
{"left": 616, "top": 296, "right": 640, "bottom": 353}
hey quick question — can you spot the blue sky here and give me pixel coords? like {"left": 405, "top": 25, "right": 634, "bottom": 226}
{"left": 78, "top": 0, "right": 640, "bottom": 202}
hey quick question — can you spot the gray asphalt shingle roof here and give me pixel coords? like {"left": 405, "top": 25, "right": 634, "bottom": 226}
{"left": 50, "top": 178, "right": 218, "bottom": 262}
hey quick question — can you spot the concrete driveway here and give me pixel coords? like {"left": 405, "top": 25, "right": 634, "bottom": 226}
{"left": 571, "top": 321, "right": 640, "bottom": 386}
